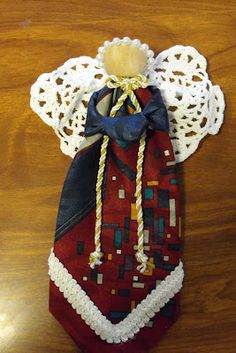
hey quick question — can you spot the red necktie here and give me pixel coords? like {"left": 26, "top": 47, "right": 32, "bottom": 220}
{"left": 48, "top": 84, "right": 184, "bottom": 353}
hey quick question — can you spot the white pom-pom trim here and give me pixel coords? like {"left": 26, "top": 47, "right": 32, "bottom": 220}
{"left": 48, "top": 249, "right": 184, "bottom": 344}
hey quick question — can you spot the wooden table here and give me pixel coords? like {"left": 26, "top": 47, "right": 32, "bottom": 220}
{"left": 1, "top": 1, "right": 236, "bottom": 352}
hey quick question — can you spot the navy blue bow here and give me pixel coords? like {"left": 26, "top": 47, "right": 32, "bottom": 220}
{"left": 84, "top": 86, "right": 169, "bottom": 142}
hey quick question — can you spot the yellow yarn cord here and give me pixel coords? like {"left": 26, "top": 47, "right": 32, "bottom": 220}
{"left": 89, "top": 75, "right": 154, "bottom": 273}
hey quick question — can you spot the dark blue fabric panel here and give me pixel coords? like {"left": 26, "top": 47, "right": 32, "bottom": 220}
{"left": 85, "top": 85, "right": 169, "bottom": 141}
{"left": 55, "top": 139, "right": 103, "bottom": 241}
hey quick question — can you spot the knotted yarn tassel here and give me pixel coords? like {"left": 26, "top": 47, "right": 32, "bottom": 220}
{"left": 136, "top": 252, "right": 149, "bottom": 273}
{"left": 89, "top": 75, "right": 150, "bottom": 273}
{"left": 89, "top": 250, "right": 103, "bottom": 269}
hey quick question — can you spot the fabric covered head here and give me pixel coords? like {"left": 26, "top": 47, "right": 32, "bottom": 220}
{"left": 96, "top": 37, "right": 155, "bottom": 77}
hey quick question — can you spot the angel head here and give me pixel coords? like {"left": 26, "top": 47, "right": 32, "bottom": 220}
{"left": 95, "top": 37, "right": 154, "bottom": 77}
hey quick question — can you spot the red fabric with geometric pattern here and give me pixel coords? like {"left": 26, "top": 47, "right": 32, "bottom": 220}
{"left": 49, "top": 86, "right": 182, "bottom": 353}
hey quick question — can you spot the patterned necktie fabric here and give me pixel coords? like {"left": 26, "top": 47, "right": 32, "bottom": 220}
{"left": 48, "top": 84, "right": 183, "bottom": 353}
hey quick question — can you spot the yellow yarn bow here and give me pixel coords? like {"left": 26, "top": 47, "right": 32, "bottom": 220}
{"left": 89, "top": 74, "right": 154, "bottom": 273}
{"left": 106, "top": 74, "right": 148, "bottom": 92}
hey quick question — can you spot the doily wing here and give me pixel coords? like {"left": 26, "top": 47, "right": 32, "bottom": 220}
{"left": 149, "top": 45, "right": 225, "bottom": 163}
{"left": 208, "top": 85, "right": 225, "bottom": 135}
{"left": 30, "top": 56, "right": 107, "bottom": 158}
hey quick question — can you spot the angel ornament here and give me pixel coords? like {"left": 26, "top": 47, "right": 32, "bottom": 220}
{"left": 30, "top": 37, "right": 225, "bottom": 353}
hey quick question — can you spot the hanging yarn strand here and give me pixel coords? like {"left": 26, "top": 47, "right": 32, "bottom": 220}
{"left": 135, "top": 136, "right": 149, "bottom": 273}
{"left": 89, "top": 75, "right": 152, "bottom": 273}
{"left": 88, "top": 134, "right": 109, "bottom": 268}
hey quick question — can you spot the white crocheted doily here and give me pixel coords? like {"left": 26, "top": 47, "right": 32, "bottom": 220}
{"left": 30, "top": 45, "right": 225, "bottom": 162}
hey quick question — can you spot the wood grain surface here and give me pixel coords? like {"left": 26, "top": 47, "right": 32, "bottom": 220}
{"left": 0, "top": 1, "right": 236, "bottom": 352}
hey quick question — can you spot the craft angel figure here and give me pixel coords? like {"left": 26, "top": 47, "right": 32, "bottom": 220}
{"left": 30, "top": 37, "right": 225, "bottom": 353}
